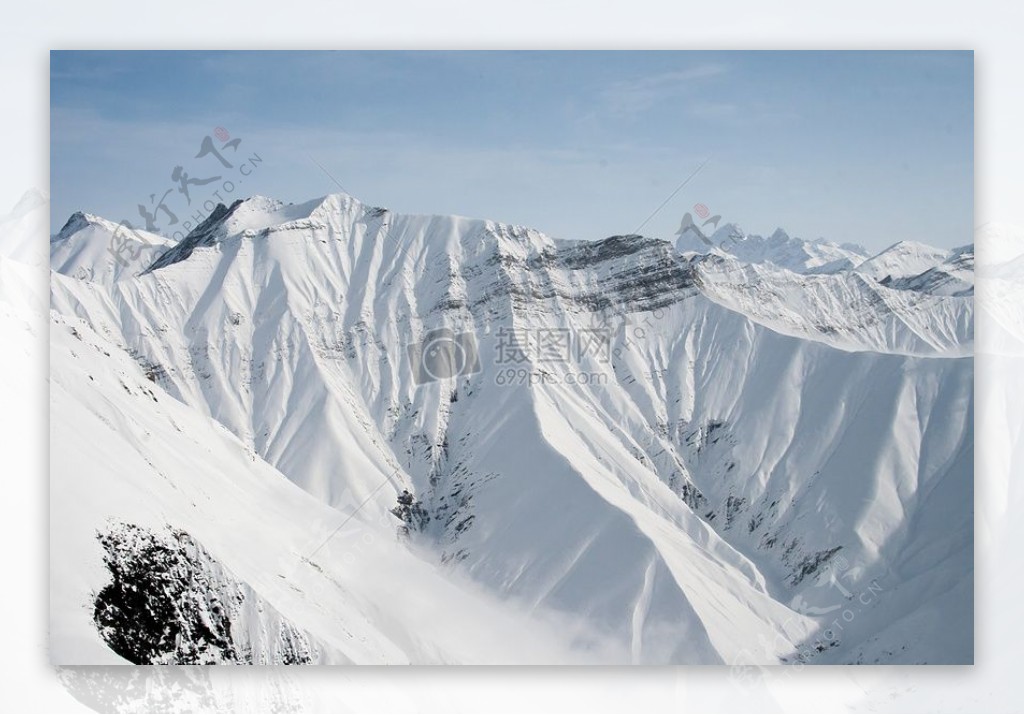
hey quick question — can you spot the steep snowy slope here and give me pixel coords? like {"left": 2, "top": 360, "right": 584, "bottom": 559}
{"left": 49, "top": 192, "right": 973, "bottom": 664}
{"left": 50, "top": 301, "right": 619, "bottom": 665}
{"left": 50, "top": 211, "right": 174, "bottom": 284}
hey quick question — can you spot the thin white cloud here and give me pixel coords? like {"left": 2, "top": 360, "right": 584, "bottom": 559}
{"left": 599, "top": 64, "right": 728, "bottom": 116}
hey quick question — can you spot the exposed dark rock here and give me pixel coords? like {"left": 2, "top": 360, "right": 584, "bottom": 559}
{"left": 143, "top": 200, "right": 244, "bottom": 274}
{"left": 92, "top": 521, "right": 317, "bottom": 665}
{"left": 391, "top": 490, "right": 430, "bottom": 535}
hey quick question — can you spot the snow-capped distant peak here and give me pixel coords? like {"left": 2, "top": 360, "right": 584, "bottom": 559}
{"left": 855, "top": 240, "right": 951, "bottom": 281}
{"left": 674, "top": 214, "right": 714, "bottom": 254}
{"left": 947, "top": 244, "right": 974, "bottom": 263}
{"left": 866, "top": 242, "right": 976, "bottom": 297}
{"left": 710, "top": 222, "right": 745, "bottom": 244}
{"left": 674, "top": 215, "right": 747, "bottom": 258}
{"left": 679, "top": 221, "right": 868, "bottom": 275}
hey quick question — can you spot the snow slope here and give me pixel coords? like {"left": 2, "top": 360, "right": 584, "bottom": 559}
{"left": 50, "top": 211, "right": 174, "bottom": 284}
{"left": 877, "top": 243, "right": 975, "bottom": 297}
{"left": 856, "top": 240, "right": 951, "bottom": 283}
{"left": 48, "top": 192, "right": 974, "bottom": 664}
{"left": 50, "top": 303, "right": 623, "bottom": 665}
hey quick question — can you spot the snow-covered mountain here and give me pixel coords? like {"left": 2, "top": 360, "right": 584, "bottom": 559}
{"left": 50, "top": 305, "right": 601, "bottom": 665}
{"left": 856, "top": 240, "right": 952, "bottom": 283}
{"left": 675, "top": 218, "right": 974, "bottom": 298}
{"left": 50, "top": 211, "right": 174, "bottom": 284}
{"left": 675, "top": 219, "right": 870, "bottom": 275}
{"left": 47, "top": 192, "right": 973, "bottom": 665}
{"left": 871, "top": 243, "right": 975, "bottom": 297}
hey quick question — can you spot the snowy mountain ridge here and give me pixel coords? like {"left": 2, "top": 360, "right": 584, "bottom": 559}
{"left": 676, "top": 222, "right": 871, "bottom": 275}
{"left": 675, "top": 217, "right": 974, "bottom": 299}
{"left": 50, "top": 211, "right": 173, "bottom": 284}
{"left": 46, "top": 191, "right": 973, "bottom": 665}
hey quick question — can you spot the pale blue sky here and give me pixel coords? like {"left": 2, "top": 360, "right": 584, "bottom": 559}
{"left": 50, "top": 51, "right": 973, "bottom": 250}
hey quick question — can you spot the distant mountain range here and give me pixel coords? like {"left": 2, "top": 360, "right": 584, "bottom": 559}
{"left": 676, "top": 217, "right": 973, "bottom": 296}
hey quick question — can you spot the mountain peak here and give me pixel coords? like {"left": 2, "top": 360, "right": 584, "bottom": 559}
{"left": 856, "top": 239, "right": 954, "bottom": 283}
{"left": 142, "top": 199, "right": 244, "bottom": 274}
{"left": 54, "top": 211, "right": 91, "bottom": 239}
{"left": 710, "top": 223, "right": 744, "bottom": 244}
{"left": 141, "top": 192, "right": 376, "bottom": 274}
{"left": 52, "top": 211, "right": 117, "bottom": 242}
{"left": 885, "top": 239, "right": 941, "bottom": 253}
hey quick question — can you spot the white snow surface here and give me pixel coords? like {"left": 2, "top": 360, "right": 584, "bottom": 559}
{"left": 50, "top": 211, "right": 174, "bottom": 284}
{"left": 856, "top": 240, "right": 952, "bottom": 282}
{"left": 676, "top": 221, "right": 975, "bottom": 298}
{"left": 44, "top": 192, "right": 973, "bottom": 664}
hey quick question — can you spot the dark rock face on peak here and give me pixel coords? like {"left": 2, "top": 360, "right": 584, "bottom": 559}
{"left": 511, "top": 234, "right": 699, "bottom": 315}
{"left": 531, "top": 234, "right": 669, "bottom": 271}
{"left": 143, "top": 200, "right": 244, "bottom": 274}
{"left": 53, "top": 211, "right": 92, "bottom": 242}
